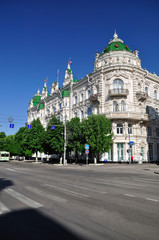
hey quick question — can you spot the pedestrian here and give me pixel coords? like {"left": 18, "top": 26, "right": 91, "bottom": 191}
{"left": 131, "top": 155, "right": 133, "bottom": 164}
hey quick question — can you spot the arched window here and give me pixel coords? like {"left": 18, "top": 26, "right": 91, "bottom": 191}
{"left": 146, "top": 106, "right": 149, "bottom": 114}
{"left": 121, "top": 100, "right": 125, "bottom": 112}
{"left": 88, "top": 89, "right": 91, "bottom": 98}
{"left": 81, "top": 110, "right": 84, "bottom": 119}
{"left": 154, "top": 90, "right": 157, "bottom": 99}
{"left": 113, "top": 101, "right": 118, "bottom": 112}
{"left": 113, "top": 79, "right": 124, "bottom": 92}
{"left": 53, "top": 106, "right": 56, "bottom": 112}
{"left": 75, "top": 95, "right": 77, "bottom": 104}
{"left": 80, "top": 93, "right": 84, "bottom": 102}
{"left": 145, "top": 87, "right": 148, "bottom": 95}
{"left": 88, "top": 107, "right": 92, "bottom": 116}
{"left": 74, "top": 112, "right": 77, "bottom": 117}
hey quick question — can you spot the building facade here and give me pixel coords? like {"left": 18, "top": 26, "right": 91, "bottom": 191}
{"left": 28, "top": 32, "right": 159, "bottom": 163}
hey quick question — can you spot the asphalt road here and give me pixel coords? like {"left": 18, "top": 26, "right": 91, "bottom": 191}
{"left": 0, "top": 161, "right": 159, "bottom": 240}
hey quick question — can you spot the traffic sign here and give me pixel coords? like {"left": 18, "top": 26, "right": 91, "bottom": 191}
{"left": 85, "top": 149, "right": 89, "bottom": 154}
{"left": 28, "top": 125, "right": 32, "bottom": 129}
{"left": 85, "top": 144, "right": 89, "bottom": 149}
{"left": 129, "top": 141, "right": 134, "bottom": 146}
{"left": 51, "top": 125, "right": 55, "bottom": 130}
{"left": 10, "top": 124, "right": 14, "bottom": 128}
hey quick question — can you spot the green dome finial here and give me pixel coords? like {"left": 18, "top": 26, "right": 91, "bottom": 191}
{"left": 103, "top": 32, "right": 131, "bottom": 54}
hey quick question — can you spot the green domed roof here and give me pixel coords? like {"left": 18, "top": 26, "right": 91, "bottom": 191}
{"left": 102, "top": 32, "right": 131, "bottom": 54}
{"left": 32, "top": 90, "right": 41, "bottom": 106}
{"left": 62, "top": 89, "right": 70, "bottom": 98}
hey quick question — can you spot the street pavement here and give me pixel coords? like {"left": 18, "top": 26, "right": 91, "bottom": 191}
{"left": 0, "top": 161, "right": 159, "bottom": 240}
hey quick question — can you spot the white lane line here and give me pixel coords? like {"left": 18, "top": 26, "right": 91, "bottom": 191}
{"left": 44, "top": 184, "right": 89, "bottom": 198}
{"left": 97, "top": 179, "right": 145, "bottom": 187}
{"left": 63, "top": 183, "right": 107, "bottom": 194}
{"left": 134, "top": 179, "right": 159, "bottom": 184}
{"left": 14, "top": 167, "right": 29, "bottom": 171}
{"left": 146, "top": 198, "right": 159, "bottom": 202}
{"left": 124, "top": 194, "right": 135, "bottom": 198}
{"left": 0, "top": 201, "right": 10, "bottom": 215}
{"left": 25, "top": 186, "right": 66, "bottom": 203}
{"left": 4, "top": 188, "right": 43, "bottom": 208}
{"left": 6, "top": 168, "right": 16, "bottom": 172}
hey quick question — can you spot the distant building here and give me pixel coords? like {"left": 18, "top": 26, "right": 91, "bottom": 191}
{"left": 28, "top": 32, "right": 159, "bottom": 163}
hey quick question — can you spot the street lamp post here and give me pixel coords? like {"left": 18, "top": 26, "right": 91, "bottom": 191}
{"left": 63, "top": 121, "right": 67, "bottom": 165}
{"left": 128, "top": 128, "right": 131, "bottom": 164}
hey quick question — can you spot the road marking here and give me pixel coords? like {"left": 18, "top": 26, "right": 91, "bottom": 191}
{"left": 134, "top": 178, "right": 159, "bottom": 184}
{"left": 63, "top": 183, "right": 107, "bottom": 194}
{"left": 4, "top": 188, "right": 43, "bottom": 208}
{"left": 14, "top": 167, "right": 29, "bottom": 171}
{"left": 146, "top": 198, "right": 159, "bottom": 202}
{"left": 25, "top": 186, "right": 66, "bottom": 203}
{"left": 44, "top": 184, "right": 89, "bottom": 198}
{"left": 0, "top": 201, "right": 10, "bottom": 214}
{"left": 97, "top": 179, "right": 145, "bottom": 187}
{"left": 6, "top": 168, "right": 16, "bottom": 172}
{"left": 124, "top": 194, "right": 135, "bottom": 197}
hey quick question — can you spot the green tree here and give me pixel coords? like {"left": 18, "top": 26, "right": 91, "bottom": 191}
{"left": 14, "top": 127, "right": 30, "bottom": 156}
{"left": 4, "top": 135, "right": 23, "bottom": 156}
{"left": 44, "top": 116, "right": 64, "bottom": 161}
{"left": 66, "top": 117, "right": 84, "bottom": 163}
{"left": 27, "top": 118, "right": 45, "bottom": 162}
{"left": 82, "top": 114, "right": 113, "bottom": 163}
{"left": 0, "top": 132, "right": 6, "bottom": 151}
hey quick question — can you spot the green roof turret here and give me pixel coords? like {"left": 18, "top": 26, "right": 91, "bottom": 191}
{"left": 103, "top": 31, "right": 131, "bottom": 54}
{"left": 62, "top": 89, "right": 70, "bottom": 98}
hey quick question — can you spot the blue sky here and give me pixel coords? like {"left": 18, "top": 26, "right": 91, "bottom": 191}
{"left": 0, "top": 0, "right": 159, "bottom": 135}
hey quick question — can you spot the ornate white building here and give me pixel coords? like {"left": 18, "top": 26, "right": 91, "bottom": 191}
{"left": 28, "top": 32, "right": 159, "bottom": 163}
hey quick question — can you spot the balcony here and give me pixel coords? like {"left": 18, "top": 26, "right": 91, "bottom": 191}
{"left": 89, "top": 94, "right": 101, "bottom": 102}
{"left": 106, "top": 112, "right": 150, "bottom": 122}
{"left": 136, "top": 91, "right": 148, "bottom": 101}
{"left": 108, "top": 89, "right": 129, "bottom": 97}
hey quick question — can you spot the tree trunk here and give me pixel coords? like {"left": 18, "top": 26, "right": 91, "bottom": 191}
{"left": 36, "top": 151, "right": 38, "bottom": 163}
{"left": 94, "top": 157, "right": 97, "bottom": 164}
{"left": 75, "top": 151, "right": 78, "bottom": 164}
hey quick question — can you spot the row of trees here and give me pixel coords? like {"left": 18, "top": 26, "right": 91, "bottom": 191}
{"left": 0, "top": 114, "right": 113, "bottom": 163}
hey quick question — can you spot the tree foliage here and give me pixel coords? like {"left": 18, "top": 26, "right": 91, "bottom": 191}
{"left": 43, "top": 116, "right": 64, "bottom": 156}
{"left": 27, "top": 118, "right": 45, "bottom": 157}
{"left": 82, "top": 114, "right": 113, "bottom": 159}
{"left": 66, "top": 117, "right": 84, "bottom": 160}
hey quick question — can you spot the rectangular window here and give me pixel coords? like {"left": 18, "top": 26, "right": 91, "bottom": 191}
{"left": 148, "top": 143, "right": 153, "bottom": 161}
{"left": 147, "top": 127, "right": 152, "bottom": 136}
{"left": 156, "top": 128, "right": 159, "bottom": 137}
{"left": 141, "top": 147, "right": 144, "bottom": 162}
{"left": 108, "top": 144, "right": 113, "bottom": 161}
{"left": 128, "top": 124, "right": 132, "bottom": 134}
{"left": 157, "top": 144, "right": 159, "bottom": 161}
{"left": 117, "top": 143, "right": 123, "bottom": 161}
{"left": 117, "top": 123, "right": 123, "bottom": 134}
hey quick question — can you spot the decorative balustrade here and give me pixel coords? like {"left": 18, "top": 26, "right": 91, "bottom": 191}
{"left": 108, "top": 89, "right": 129, "bottom": 97}
{"left": 136, "top": 91, "right": 148, "bottom": 101}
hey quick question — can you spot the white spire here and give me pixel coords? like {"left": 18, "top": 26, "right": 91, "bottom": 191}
{"left": 113, "top": 30, "right": 118, "bottom": 39}
{"left": 109, "top": 30, "right": 123, "bottom": 44}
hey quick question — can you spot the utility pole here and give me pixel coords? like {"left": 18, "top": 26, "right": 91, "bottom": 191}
{"left": 63, "top": 121, "right": 67, "bottom": 165}
{"left": 128, "top": 128, "right": 131, "bottom": 164}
